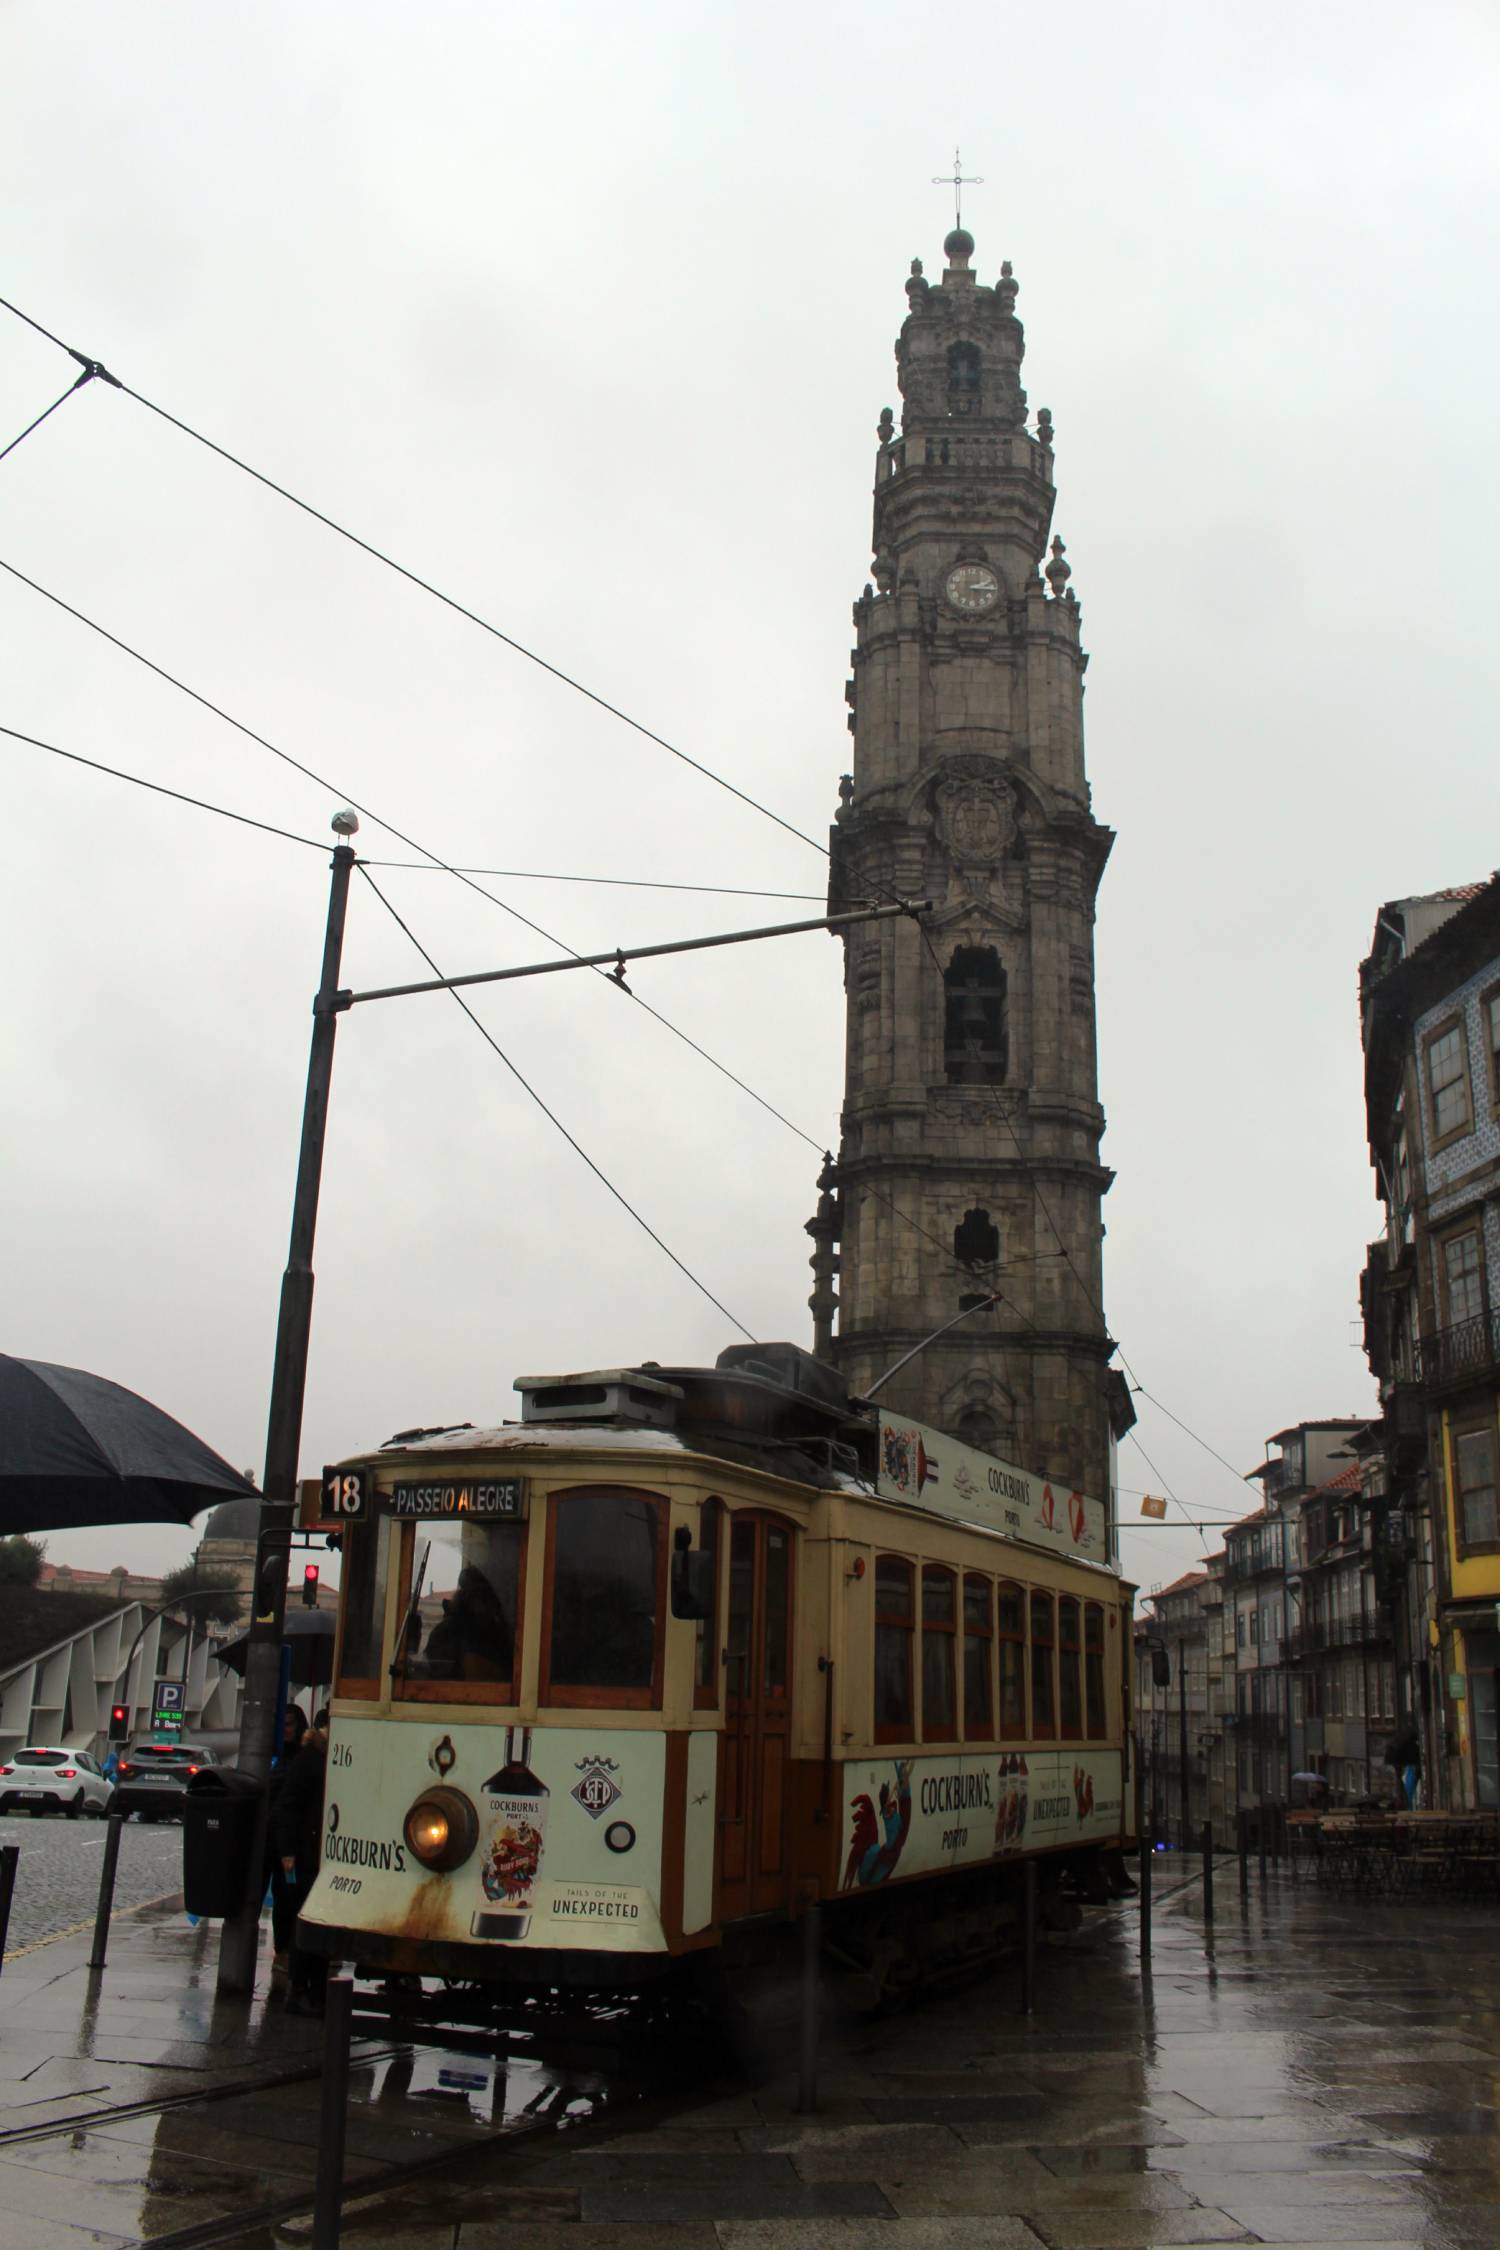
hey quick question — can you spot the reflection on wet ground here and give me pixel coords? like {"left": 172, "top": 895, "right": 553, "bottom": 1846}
{"left": 9, "top": 1868, "right": 1500, "bottom": 2244}
{"left": 0, "top": 1907, "right": 672, "bottom": 2248}
{"left": 243, "top": 1865, "right": 1500, "bottom": 2248}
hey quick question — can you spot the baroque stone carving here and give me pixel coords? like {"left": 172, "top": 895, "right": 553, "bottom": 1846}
{"left": 937, "top": 776, "right": 1015, "bottom": 865}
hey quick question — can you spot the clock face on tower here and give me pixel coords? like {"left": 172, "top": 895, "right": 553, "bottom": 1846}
{"left": 945, "top": 562, "right": 1000, "bottom": 614}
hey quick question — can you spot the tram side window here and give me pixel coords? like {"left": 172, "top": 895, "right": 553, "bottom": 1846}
{"left": 1058, "top": 1597, "right": 1083, "bottom": 1739}
{"left": 922, "top": 1566, "right": 957, "bottom": 1740}
{"left": 963, "top": 1574, "right": 993, "bottom": 1737}
{"left": 1030, "top": 1591, "right": 1056, "bottom": 1739}
{"left": 395, "top": 1519, "right": 522, "bottom": 1696}
{"left": 694, "top": 1498, "right": 723, "bottom": 1709}
{"left": 997, "top": 1581, "right": 1027, "bottom": 1739}
{"left": 335, "top": 1519, "right": 392, "bottom": 1692}
{"left": 874, "top": 1556, "right": 915, "bottom": 1741}
{"left": 544, "top": 1489, "right": 663, "bottom": 1705}
{"left": 1084, "top": 1602, "right": 1107, "bottom": 1739}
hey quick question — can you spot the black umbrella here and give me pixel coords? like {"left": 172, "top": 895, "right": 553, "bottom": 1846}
{"left": 215, "top": 1607, "right": 335, "bottom": 1689}
{"left": 0, "top": 1355, "right": 257, "bottom": 1534}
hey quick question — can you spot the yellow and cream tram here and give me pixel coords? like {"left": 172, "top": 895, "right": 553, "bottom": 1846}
{"left": 300, "top": 1344, "right": 1135, "bottom": 2003}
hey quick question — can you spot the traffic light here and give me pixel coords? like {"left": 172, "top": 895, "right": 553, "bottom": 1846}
{"left": 108, "top": 1704, "right": 129, "bottom": 1743}
{"left": 301, "top": 1563, "right": 320, "bottom": 1609}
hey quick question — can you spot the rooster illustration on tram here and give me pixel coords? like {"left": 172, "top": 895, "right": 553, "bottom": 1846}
{"left": 842, "top": 1758, "right": 914, "bottom": 1889}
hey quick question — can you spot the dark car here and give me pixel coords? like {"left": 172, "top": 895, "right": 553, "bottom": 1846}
{"left": 113, "top": 1741, "right": 217, "bottom": 1820}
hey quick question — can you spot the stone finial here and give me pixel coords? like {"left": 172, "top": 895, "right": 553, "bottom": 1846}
{"left": 837, "top": 772, "right": 855, "bottom": 820}
{"left": 1046, "top": 535, "right": 1072, "bottom": 598}
{"left": 873, "top": 551, "right": 896, "bottom": 594}
{"left": 877, "top": 405, "right": 895, "bottom": 445}
{"left": 944, "top": 226, "right": 975, "bottom": 271}
{"left": 997, "top": 259, "right": 1019, "bottom": 314}
{"left": 1036, "top": 407, "right": 1054, "bottom": 448}
{"left": 910, "top": 257, "right": 924, "bottom": 277}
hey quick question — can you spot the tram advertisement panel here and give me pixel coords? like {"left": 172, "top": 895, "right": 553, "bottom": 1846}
{"left": 303, "top": 1717, "right": 680, "bottom": 1954}
{"left": 876, "top": 1416, "right": 1111, "bottom": 1567}
{"left": 839, "top": 1747, "right": 1124, "bottom": 1891}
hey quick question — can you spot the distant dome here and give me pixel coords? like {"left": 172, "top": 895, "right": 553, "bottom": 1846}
{"left": 200, "top": 1496, "right": 260, "bottom": 1544}
{"left": 944, "top": 227, "right": 975, "bottom": 260}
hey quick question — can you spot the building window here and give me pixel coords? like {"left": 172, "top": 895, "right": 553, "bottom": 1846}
{"left": 963, "top": 1574, "right": 993, "bottom": 1737}
{"left": 954, "top": 1207, "right": 1000, "bottom": 1270}
{"left": 1030, "top": 1591, "right": 1056, "bottom": 1738}
{"left": 998, "top": 1581, "right": 1027, "bottom": 1738}
{"left": 1084, "top": 1603, "right": 1107, "bottom": 1738}
{"left": 944, "top": 946, "right": 1008, "bottom": 1084}
{"left": 922, "top": 1566, "right": 958, "bottom": 1739}
{"left": 947, "top": 341, "right": 982, "bottom": 398}
{"left": 1485, "top": 986, "right": 1500, "bottom": 1109}
{"left": 1454, "top": 1426, "right": 1500, "bottom": 1551}
{"left": 1057, "top": 1598, "right": 1083, "bottom": 1739}
{"left": 1442, "top": 1228, "right": 1485, "bottom": 1327}
{"left": 1427, "top": 1017, "right": 1472, "bottom": 1143}
{"left": 1235, "top": 1609, "right": 1245, "bottom": 1649}
{"left": 875, "top": 1556, "right": 915, "bottom": 1739}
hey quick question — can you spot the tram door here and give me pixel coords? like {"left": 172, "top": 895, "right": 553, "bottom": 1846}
{"left": 718, "top": 1514, "right": 795, "bottom": 1919}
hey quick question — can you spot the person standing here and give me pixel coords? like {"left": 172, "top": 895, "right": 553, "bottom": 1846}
{"left": 265, "top": 1703, "right": 309, "bottom": 1974}
{"left": 271, "top": 1721, "right": 328, "bottom": 2015}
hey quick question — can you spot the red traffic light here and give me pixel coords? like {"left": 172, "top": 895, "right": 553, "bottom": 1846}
{"left": 108, "top": 1704, "right": 129, "bottom": 1742}
{"left": 301, "top": 1564, "right": 320, "bottom": 1609}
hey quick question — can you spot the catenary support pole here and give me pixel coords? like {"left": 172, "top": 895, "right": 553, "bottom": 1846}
{"left": 1178, "top": 1657, "right": 1189, "bottom": 1851}
{"left": 0, "top": 1843, "right": 18, "bottom": 1966}
{"left": 218, "top": 831, "right": 357, "bottom": 1997}
{"left": 1238, "top": 1807, "right": 1249, "bottom": 1896}
{"left": 312, "top": 1971, "right": 354, "bottom": 2247}
{"left": 88, "top": 1811, "right": 125, "bottom": 1971}
{"left": 795, "top": 1898, "right": 821, "bottom": 2114}
{"left": 1201, "top": 1821, "right": 1214, "bottom": 1923}
{"left": 1136, "top": 1763, "right": 1151, "bottom": 1966}
{"left": 1021, "top": 1860, "right": 1037, "bottom": 2015}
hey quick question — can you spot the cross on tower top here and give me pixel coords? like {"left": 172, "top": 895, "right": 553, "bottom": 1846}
{"left": 932, "top": 145, "right": 983, "bottom": 230}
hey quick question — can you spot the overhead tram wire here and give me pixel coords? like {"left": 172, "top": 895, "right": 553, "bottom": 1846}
{"left": 0, "top": 371, "right": 97, "bottom": 467}
{"left": 0, "top": 555, "right": 977, "bottom": 1297}
{"left": 360, "top": 861, "right": 827, "bottom": 904}
{"left": 353, "top": 864, "right": 755, "bottom": 1343}
{"left": 0, "top": 291, "right": 825, "bottom": 860}
{"left": 0, "top": 724, "right": 329, "bottom": 851}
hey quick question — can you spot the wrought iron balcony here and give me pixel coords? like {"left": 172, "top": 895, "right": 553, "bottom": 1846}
{"left": 1289, "top": 1614, "right": 1390, "bottom": 1657}
{"left": 1423, "top": 1309, "right": 1500, "bottom": 1395}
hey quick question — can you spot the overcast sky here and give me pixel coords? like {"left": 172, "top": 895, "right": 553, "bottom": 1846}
{"left": 4, "top": 1, "right": 1497, "bottom": 1604}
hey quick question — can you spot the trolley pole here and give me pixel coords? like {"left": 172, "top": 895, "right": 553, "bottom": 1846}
{"left": 217, "top": 828, "right": 357, "bottom": 1997}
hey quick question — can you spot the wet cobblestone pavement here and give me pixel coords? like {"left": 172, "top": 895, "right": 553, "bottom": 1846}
{"left": 249, "top": 1863, "right": 1500, "bottom": 2248}
{"left": 8, "top": 1861, "right": 1500, "bottom": 2244}
{"left": 0, "top": 1811, "right": 183, "bottom": 1953}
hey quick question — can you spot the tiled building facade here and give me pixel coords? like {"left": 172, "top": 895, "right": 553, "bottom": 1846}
{"left": 1361, "top": 875, "right": 1500, "bottom": 1811}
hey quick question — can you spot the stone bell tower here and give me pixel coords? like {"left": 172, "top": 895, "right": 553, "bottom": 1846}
{"left": 810, "top": 226, "right": 1115, "bottom": 1503}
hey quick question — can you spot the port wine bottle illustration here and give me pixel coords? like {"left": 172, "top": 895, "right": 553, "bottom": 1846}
{"left": 472, "top": 1727, "right": 549, "bottom": 1940}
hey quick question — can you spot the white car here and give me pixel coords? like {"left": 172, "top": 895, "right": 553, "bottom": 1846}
{"left": 0, "top": 1746, "right": 114, "bottom": 1817}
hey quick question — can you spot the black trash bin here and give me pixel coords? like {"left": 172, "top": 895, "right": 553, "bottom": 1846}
{"left": 183, "top": 1767, "right": 266, "bottom": 1917}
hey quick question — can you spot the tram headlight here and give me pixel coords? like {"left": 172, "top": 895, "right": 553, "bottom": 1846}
{"left": 402, "top": 1785, "right": 479, "bottom": 1872}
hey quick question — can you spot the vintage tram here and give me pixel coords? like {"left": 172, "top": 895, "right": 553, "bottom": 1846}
{"left": 300, "top": 1343, "right": 1135, "bottom": 2004}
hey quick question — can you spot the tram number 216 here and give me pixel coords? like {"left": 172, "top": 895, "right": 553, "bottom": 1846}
{"left": 321, "top": 1468, "right": 367, "bottom": 1519}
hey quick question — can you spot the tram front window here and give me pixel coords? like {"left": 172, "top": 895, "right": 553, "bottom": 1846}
{"left": 543, "top": 1488, "right": 663, "bottom": 1705}
{"left": 394, "top": 1519, "right": 522, "bottom": 1692}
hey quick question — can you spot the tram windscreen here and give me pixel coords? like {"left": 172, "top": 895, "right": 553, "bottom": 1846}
{"left": 393, "top": 1518, "right": 523, "bottom": 1690}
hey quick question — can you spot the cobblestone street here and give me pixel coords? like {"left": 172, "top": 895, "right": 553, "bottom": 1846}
{"left": 243, "top": 1864, "right": 1500, "bottom": 2249}
{"left": 0, "top": 1811, "right": 183, "bottom": 1954}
